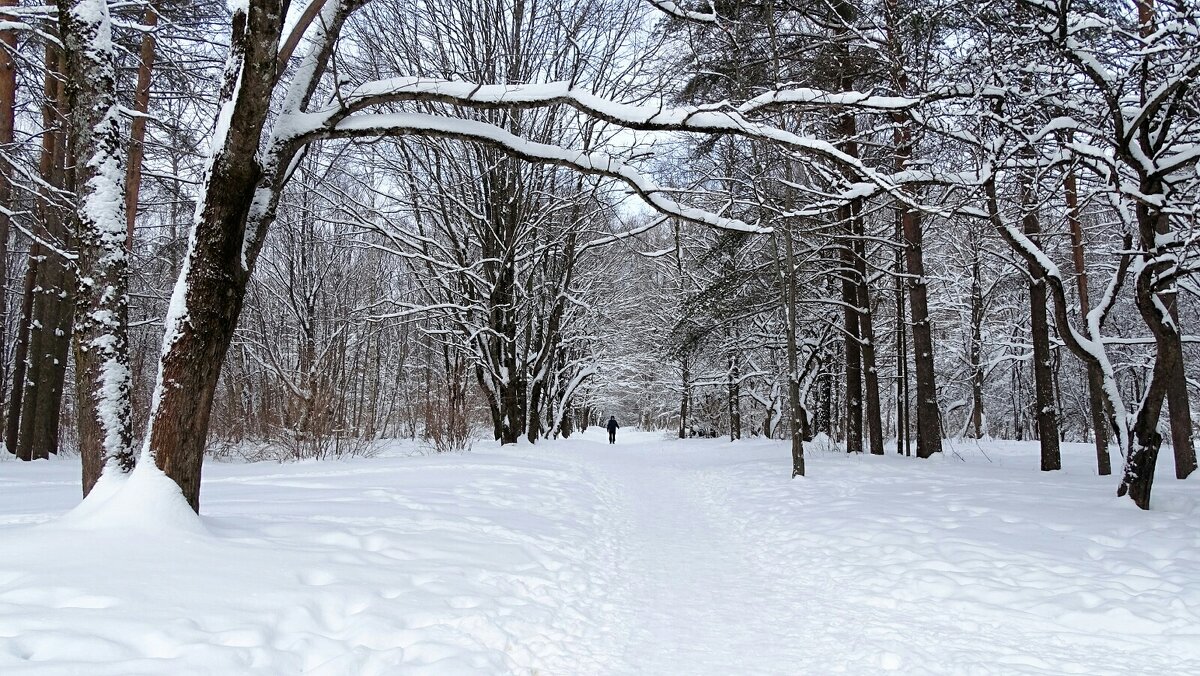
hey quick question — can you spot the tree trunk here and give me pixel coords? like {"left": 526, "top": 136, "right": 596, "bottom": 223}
{"left": 776, "top": 227, "right": 804, "bottom": 476}
{"left": 15, "top": 42, "right": 72, "bottom": 462}
{"left": 1119, "top": 175, "right": 1193, "bottom": 506}
{"left": 1119, "top": 311, "right": 1170, "bottom": 509}
{"left": 58, "top": 0, "right": 136, "bottom": 492}
{"left": 900, "top": 205, "right": 941, "bottom": 457}
{"left": 855, "top": 220, "right": 884, "bottom": 454}
{"left": 18, "top": 259, "right": 73, "bottom": 460}
{"left": 818, "top": 360, "right": 832, "bottom": 437}
{"left": 895, "top": 218, "right": 910, "bottom": 455}
{"left": 145, "top": 1, "right": 289, "bottom": 511}
{"left": 679, "top": 355, "right": 690, "bottom": 438}
{"left": 728, "top": 349, "right": 741, "bottom": 441}
{"left": 968, "top": 249, "right": 986, "bottom": 439}
{"left": 1063, "top": 163, "right": 1110, "bottom": 474}
{"left": 0, "top": 0, "right": 15, "bottom": 421}
{"left": 886, "top": 0, "right": 941, "bottom": 458}
{"left": 1022, "top": 178, "right": 1061, "bottom": 471}
{"left": 840, "top": 206, "right": 863, "bottom": 453}
{"left": 123, "top": 4, "right": 158, "bottom": 250}
{"left": 5, "top": 260, "right": 35, "bottom": 455}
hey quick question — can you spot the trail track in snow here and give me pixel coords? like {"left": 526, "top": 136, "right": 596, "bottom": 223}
{"left": 560, "top": 433, "right": 810, "bottom": 673}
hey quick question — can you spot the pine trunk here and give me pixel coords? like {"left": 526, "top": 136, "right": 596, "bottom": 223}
{"left": 0, "top": 0, "right": 15, "bottom": 418}
{"left": 123, "top": 5, "right": 157, "bottom": 249}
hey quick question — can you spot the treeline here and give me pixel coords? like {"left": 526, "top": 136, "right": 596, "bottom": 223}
{"left": 0, "top": 0, "right": 1196, "bottom": 511}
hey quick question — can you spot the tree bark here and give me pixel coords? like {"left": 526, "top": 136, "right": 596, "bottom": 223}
{"left": 968, "top": 248, "right": 986, "bottom": 438}
{"left": 15, "top": 41, "right": 72, "bottom": 462}
{"left": 840, "top": 204, "right": 863, "bottom": 453}
{"left": 895, "top": 216, "right": 910, "bottom": 455}
{"left": 728, "top": 348, "right": 741, "bottom": 441}
{"left": 123, "top": 4, "right": 158, "bottom": 250}
{"left": 1119, "top": 175, "right": 1193, "bottom": 506}
{"left": 58, "top": 0, "right": 136, "bottom": 493}
{"left": 830, "top": 0, "right": 866, "bottom": 454}
{"left": 145, "top": 1, "right": 289, "bottom": 510}
{"left": 902, "top": 215, "right": 941, "bottom": 458}
{"left": 5, "top": 260, "right": 35, "bottom": 455}
{"left": 1063, "top": 163, "right": 1110, "bottom": 474}
{"left": 776, "top": 226, "right": 805, "bottom": 476}
{"left": 1021, "top": 176, "right": 1061, "bottom": 471}
{"left": 679, "top": 355, "right": 690, "bottom": 438}
{"left": 886, "top": 0, "right": 941, "bottom": 458}
{"left": 854, "top": 218, "right": 884, "bottom": 454}
{"left": 0, "top": 0, "right": 15, "bottom": 422}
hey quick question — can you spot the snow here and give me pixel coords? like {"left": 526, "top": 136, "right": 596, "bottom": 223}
{"left": 1, "top": 433, "right": 1198, "bottom": 674}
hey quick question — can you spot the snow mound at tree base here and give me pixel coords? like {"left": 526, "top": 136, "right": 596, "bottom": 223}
{"left": 56, "top": 464, "right": 207, "bottom": 537}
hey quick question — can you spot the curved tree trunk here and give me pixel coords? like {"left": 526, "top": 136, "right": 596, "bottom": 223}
{"left": 144, "top": 1, "right": 287, "bottom": 511}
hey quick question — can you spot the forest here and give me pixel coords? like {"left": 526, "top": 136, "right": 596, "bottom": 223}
{"left": 0, "top": 0, "right": 1198, "bottom": 514}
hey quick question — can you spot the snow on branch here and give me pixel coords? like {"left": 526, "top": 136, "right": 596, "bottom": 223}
{"left": 644, "top": 0, "right": 717, "bottom": 23}
{"left": 278, "top": 78, "right": 883, "bottom": 183}
{"left": 311, "top": 112, "right": 769, "bottom": 234}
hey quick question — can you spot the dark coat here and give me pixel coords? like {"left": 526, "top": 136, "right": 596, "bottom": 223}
{"left": 606, "top": 418, "right": 619, "bottom": 433}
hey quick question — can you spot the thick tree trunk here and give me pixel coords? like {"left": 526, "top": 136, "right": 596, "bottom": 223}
{"left": 1118, "top": 178, "right": 1194, "bottom": 506}
{"left": 558, "top": 401, "right": 572, "bottom": 438}
{"left": 150, "top": 214, "right": 252, "bottom": 507}
{"left": 831, "top": 0, "right": 866, "bottom": 454}
{"left": 1119, "top": 289, "right": 1171, "bottom": 509}
{"left": 1149, "top": 197, "right": 1196, "bottom": 479}
{"left": 18, "top": 261, "right": 73, "bottom": 460}
{"left": 900, "top": 205, "right": 941, "bottom": 458}
{"left": 817, "top": 361, "right": 832, "bottom": 436}
{"left": 145, "top": 1, "right": 288, "bottom": 511}
{"left": 886, "top": 3, "right": 941, "bottom": 457}
{"left": 1161, "top": 326, "right": 1195, "bottom": 478}
{"left": 58, "top": 0, "right": 136, "bottom": 493}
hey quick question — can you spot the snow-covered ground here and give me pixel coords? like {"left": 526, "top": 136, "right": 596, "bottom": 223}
{"left": 1, "top": 431, "right": 1198, "bottom": 674}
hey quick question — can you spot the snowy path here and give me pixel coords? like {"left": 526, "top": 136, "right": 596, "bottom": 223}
{"left": 2, "top": 432, "right": 1199, "bottom": 674}
{"left": 567, "top": 438, "right": 806, "bottom": 672}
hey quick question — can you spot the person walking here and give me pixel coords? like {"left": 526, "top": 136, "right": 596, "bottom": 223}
{"left": 606, "top": 415, "right": 620, "bottom": 444}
